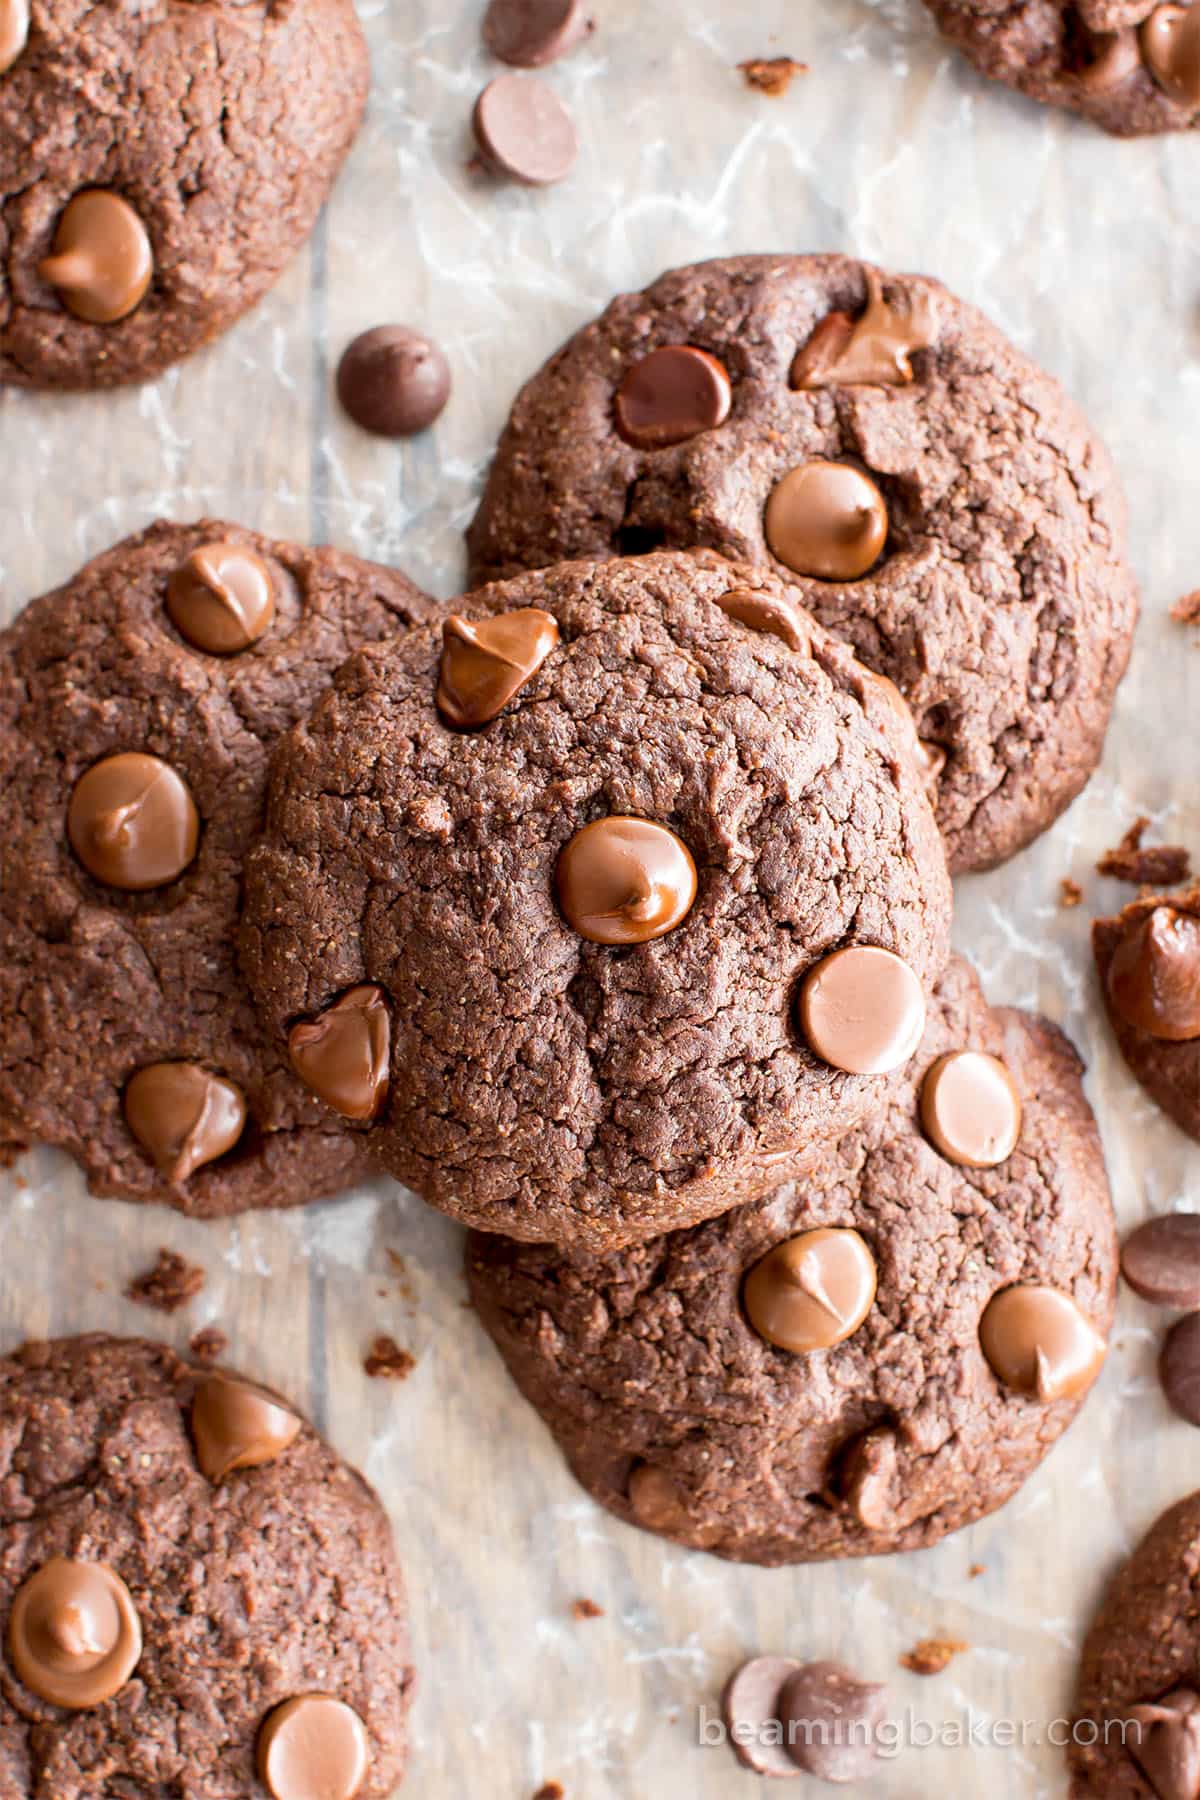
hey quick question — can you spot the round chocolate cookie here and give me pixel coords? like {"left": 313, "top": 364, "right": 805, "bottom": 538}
{"left": 1094, "top": 887, "right": 1200, "bottom": 1146}
{"left": 466, "top": 956, "right": 1118, "bottom": 1563}
{"left": 0, "top": 1334, "right": 413, "bottom": 1798}
{"left": 0, "top": 0, "right": 368, "bottom": 389}
{"left": 241, "top": 551, "right": 953, "bottom": 1249}
{"left": 465, "top": 254, "right": 1139, "bottom": 873}
{"left": 923, "top": 0, "right": 1200, "bottom": 138}
{"left": 0, "top": 518, "right": 436, "bottom": 1215}
{"left": 1071, "top": 1491, "right": 1200, "bottom": 1797}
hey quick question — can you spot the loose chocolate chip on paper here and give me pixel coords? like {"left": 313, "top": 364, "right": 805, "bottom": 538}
{"left": 1122, "top": 1215, "right": 1200, "bottom": 1309}
{"left": 473, "top": 72, "right": 579, "bottom": 185}
{"left": 483, "top": 0, "right": 594, "bottom": 67}
{"left": 337, "top": 326, "right": 451, "bottom": 437}
{"left": 777, "top": 1660, "right": 888, "bottom": 1780}
{"left": 1160, "top": 1313, "right": 1200, "bottom": 1425}
{"left": 721, "top": 1655, "right": 804, "bottom": 1778}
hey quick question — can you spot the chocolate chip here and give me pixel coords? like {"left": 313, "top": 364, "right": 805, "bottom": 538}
{"left": 613, "top": 345, "right": 733, "bottom": 451}
{"left": 1161, "top": 1313, "right": 1200, "bottom": 1425}
{"left": 837, "top": 1426, "right": 898, "bottom": 1531}
{"left": 191, "top": 1371, "right": 302, "bottom": 1484}
{"left": 715, "top": 586, "right": 808, "bottom": 652}
{"left": 37, "top": 190, "right": 153, "bottom": 324}
{"left": 257, "top": 1695, "right": 370, "bottom": 1800}
{"left": 336, "top": 326, "right": 451, "bottom": 437}
{"left": 791, "top": 269, "right": 937, "bottom": 390}
{"left": 919, "top": 1050, "right": 1023, "bottom": 1169}
{"left": 472, "top": 72, "right": 578, "bottom": 185}
{"left": 67, "top": 752, "right": 199, "bottom": 892}
{"left": 287, "top": 985, "right": 391, "bottom": 1121}
{"left": 8, "top": 1558, "right": 142, "bottom": 1710}
{"left": 798, "top": 945, "right": 926, "bottom": 1076}
{"left": 436, "top": 608, "right": 559, "bottom": 727}
{"left": 1127, "top": 1687, "right": 1200, "bottom": 1800}
{"left": 556, "top": 817, "right": 697, "bottom": 945}
{"left": 720, "top": 1656, "right": 804, "bottom": 1778}
{"left": 483, "top": 0, "right": 594, "bottom": 67}
{"left": 626, "top": 1462, "right": 691, "bottom": 1532}
{"left": 1122, "top": 1215, "right": 1200, "bottom": 1309}
{"left": 979, "top": 1284, "right": 1107, "bottom": 1402}
{"left": 0, "top": 0, "right": 29, "bottom": 72}
{"left": 1106, "top": 905, "right": 1200, "bottom": 1041}
{"left": 1140, "top": 4, "right": 1200, "bottom": 104}
{"left": 1075, "top": 29, "right": 1141, "bottom": 92}
{"left": 777, "top": 1661, "right": 888, "bottom": 1781}
{"left": 123, "top": 1062, "right": 247, "bottom": 1183}
{"left": 765, "top": 461, "right": 889, "bottom": 581}
{"left": 166, "top": 543, "right": 277, "bottom": 654}
{"left": 743, "top": 1228, "right": 877, "bottom": 1354}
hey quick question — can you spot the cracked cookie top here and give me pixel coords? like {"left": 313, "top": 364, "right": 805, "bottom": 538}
{"left": 0, "top": 518, "right": 435, "bottom": 1215}
{"left": 465, "top": 254, "right": 1139, "bottom": 873}
{"left": 0, "top": 0, "right": 368, "bottom": 389}
{"left": 241, "top": 550, "right": 953, "bottom": 1250}
{"left": 466, "top": 957, "right": 1118, "bottom": 1563}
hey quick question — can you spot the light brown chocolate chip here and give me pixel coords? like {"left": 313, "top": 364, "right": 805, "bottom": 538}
{"left": 791, "top": 268, "right": 937, "bottom": 390}
{"left": 1076, "top": 28, "right": 1142, "bottom": 92}
{"left": 920, "top": 1050, "right": 1023, "bottom": 1168}
{"left": 721, "top": 1656, "right": 803, "bottom": 1778}
{"left": 166, "top": 543, "right": 277, "bottom": 654}
{"left": 8, "top": 1558, "right": 142, "bottom": 1709}
{"left": 472, "top": 72, "right": 578, "bottom": 185}
{"left": 556, "top": 817, "right": 697, "bottom": 945}
{"left": 1107, "top": 906, "right": 1200, "bottom": 1041}
{"left": 1127, "top": 1688, "right": 1200, "bottom": 1800}
{"left": 837, "top": 1425, "right": 898, "bottom": 1531}
{"left": 743, "top": 1228, "right": 877, "bottom": 1354}
{"left": 627, "top": 1462, "right": 691, "bottom": 1532}
{"left": 613, "top": 345, "right": 733, "bottom": 451}
{"left": 1141, "top": 4, "right": 1200, "bottom": 104}
{"left": 715, "top": 586, "right": 808, "bottom": 652}
{"left": 124, "top": 1063, "right": 246, "bottom": 1183}
{"left": 436, "top": 608, "right": 560, "bottom": 727}
{"left": 68, "top": 752, "right": 200, "bottom": 892}
{"left": 191, "top": 1371, "right": 302, "bottom": 1484}
{"left": 483, "top": 0, "right": 594, "bottom": 67}
{"left": 778, "top": 1661, "right": 889, "bottom": 1781}
{"left": 257, "top": 1695, "right": 370, "bottom": 1800}
{"left": 798, "top": 945, "right": 926, "bottom": 1076}
{"left": 37, "top": 190, "right": 153, "bottom": 324}
{"left": 979, "top": 1285, "right": 1107, "bottom": 1402}
{"left": 765, "top": 461, "right": 888, "bottom": 582}
{"left": 1121, "top": 1214, "right": 1200, "bottom": 1309}
{"left": 287, "top": 985, "right": 391, "bottom": 1121}
{"left": 0, "top": 0, "right": 30, "bottom": 72}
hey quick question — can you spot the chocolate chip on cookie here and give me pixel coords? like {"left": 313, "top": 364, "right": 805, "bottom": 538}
{"left": 242, "top": 551, "right": 951, "bottom": 1249}
{"left": 1093, "top": 887, "right": 1200, "bottom": 1145}
{"left": 467, "top": 957, "right": 1116, "bottom": 1559}
{"left": 0, "top": 520, "right": 435, "bottom": 1215}
{"left": 467, "top": 254, "right": 1138, "bottom": 872}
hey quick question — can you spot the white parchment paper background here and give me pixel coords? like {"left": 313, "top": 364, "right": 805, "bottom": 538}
{"left": 2, "top": 1, "right": 1199, "bottom": 1793}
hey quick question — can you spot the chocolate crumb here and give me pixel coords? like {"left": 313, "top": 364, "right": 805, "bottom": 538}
{"left": 126, "top": 1248, "right": 206, "bottom": 1314}
{"left": 1097, "top": 817, "right": 1191, "bottom": 888}
{"left": 571, "top": 1597, "right": 604, "bottom": 1620}
{"left": 738, "top": 55, "right": 807, "bottom": 96}
{"left": 1060, "top": 877, "right": 1084, "bottom": 908}
{"left": 900, "top": 1637, "right": 969, "bottom": 1676}
{"left": 0, "top": 1128, "right": 28, "bottom": 1169}
{"left": 968, "top": 1563, "right": 986, "bottom": 1579}
{"left": 533, "top": 1786, "right": 564, "bottom": 1800}
{"left": 189, "top": 1325, "right": 229, "bottom": 1364}
{"left": 363, "top": 1334, "right": 416, "bottom": 1381}
{"left": 1171, "top": 590, "right": 1200, "bottom": 627}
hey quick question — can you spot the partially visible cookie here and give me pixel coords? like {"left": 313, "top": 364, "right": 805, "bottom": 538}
{"left": 923, "top": 0, "right": 1200, "bottom": 138}
{"left": 0, "top": 0, "right": 368, "bottom": 388}
{"left": 467, "top": 957, "right": 1118, "bottom": 1564}
{"left": 0, "top": 1334, "right": 413, "bottom": 1797}
{"left": 0, "top": 519, "right": 436, "bottom": 1216}
{"left": 242, "top": 550, "right": 953, "bottom": 1249}
{"left": 1093, "top": 887, "right": 1200, "bottom": 1145}
{"left": 465, "top": 254, "right": 1139, "bottom": 872}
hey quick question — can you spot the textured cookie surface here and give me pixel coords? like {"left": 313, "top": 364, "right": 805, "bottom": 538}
{"left": 924, "top": 0, "right": 1200, "bottom": 137}
{"left": 0, "top": 1334, "right": 413, "bottom": 1798}
{"left": 0, "top": 0, "right": 368, "bottom": 388}
{"left": 242, "top": 551, "right": 953, "bottom": 1249}
{"left": 466, "top": 254, "right": 1138, "bottom": 872}
{"left": 0, "top": 518, "right": 435, "bottom": 1215}
{"left": 467, "top": 957, "right": 1118, "bottom": 1564}
{"left": 1071, "top": 1490, "right": 1200, "bottom": 1796}
{"left": 1093, "top": 887, "right": 1200, "bottom": 1144}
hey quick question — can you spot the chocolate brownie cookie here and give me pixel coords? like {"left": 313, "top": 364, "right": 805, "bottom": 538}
{"left": 466, "top": 956, "right": 1118, "bottom": 1563}
{"left": 1094, "top": 886, "right": 1200, "bottom": 1145}
{"left": 241, "top": 551, "right": 953, "bottom": 1249}
{"left": 1070, "top": 1490, "right": 1200, "bottom": 1797}
{"left": 0, "top": 0, "right": 367, "bottom": 389}
{"left": 0, "top": 1334, "right": 413, "bottom": 1798}
{"left": 923, "top": 1, "right": 1200, "bottom": 137}
{"left": 466, "top": 254, "right": 1139, "bottom": 873}
{"left": 0, "top": 519, "right": 435, "bottom": 1215}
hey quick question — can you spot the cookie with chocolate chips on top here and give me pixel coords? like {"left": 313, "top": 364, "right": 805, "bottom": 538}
{"left": 0, "top": 1334, "right": 413, "bottom": 1798}
{"left": 0, "top": 0, "right": 368, "bottom": 388}
{"left": 0, "top": 518, "right": 437, "bottom": 1216}
{"left": 241, "top": 550, "right": 953, "bottom": 1250}
{"left": 466, "top": 254, "right": 1139, "bottom": 872}
{"left": 1094, "top": 885, "right": 1200, "bottom": 1144}
{"left": 467, "top": 957, "right": 1117, "bottom": 1562}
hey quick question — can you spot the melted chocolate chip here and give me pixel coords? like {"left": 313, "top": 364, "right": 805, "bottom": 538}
{"left": 191, "top": 1371, "right": 302, "bottom": 1484}
{"left": 436, "top": 608, "right": 560, "bottom": 726}
{"left": 287, "top": 985, "right": 391, "bottom": 1121}
{"left": 124, "top": 1063, "right": 247, "bottom": 1182}
{"left": 979, "top": 1285, "right": 1106, "bottom": 1402}
{"left": 166, "top": 543, "right": 277, "bottom": 654}
{"left": 764, "top": 461, "right": 889, "bottom": 581}
{"left": 798, "top": 945, "right": 926, "bottom": 1075}
{"left": 8, "top": 1558, "right": 142, "bottom": 1709}
{"left": 68, "top": 752, "right": 200, "bottom": 891}
{"left": 791, "top": 268, "right": 937, "bottom": 390}
{"left": 743, "top": 1228, "right": 878, "bottom": 1354}
{"left": 613, "top": 345, "right": 733, "bottom": 451}
{"left": 556, "top": 817, "right": 697, "bottom": 945}
{"left": 38, "top": 190, "right": 153, "bottom": 324}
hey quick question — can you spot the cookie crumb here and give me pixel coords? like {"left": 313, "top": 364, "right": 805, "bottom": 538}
{"left": 1060, "top": 877, "right": 1084, "bottom": 908}
{"left": 968, "top": 1562, "right": 986, "bottom": 1579}
{"left": 571, "top": 1597, "right": 604, "bottom": 1620}
{"left": 900, "top": 1637, "right": 969, "bottom": 1676}
{"left": 1097, "top": 817, "right": 1191, "bottom": 888}
{"left": 189, "top": 1325, "right": 228, "bottom": 1363}
{"left": 0, "top": 1129, "right": 28, "bottom": 1170}
{"left": 1171, "top": 590, "right": 1200, "bottom": 627}
{"left": 126, "top": 1249, "right": 205, "bottom": 1314}
{"left": 363, "top": 1335, "right": 416, "bottom": 1381}
{"left": 738, "top": 55, "right": 807, "bottom": 96}
{"left": 533, "top": 1785, "right": 564, "bottom": 1800}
